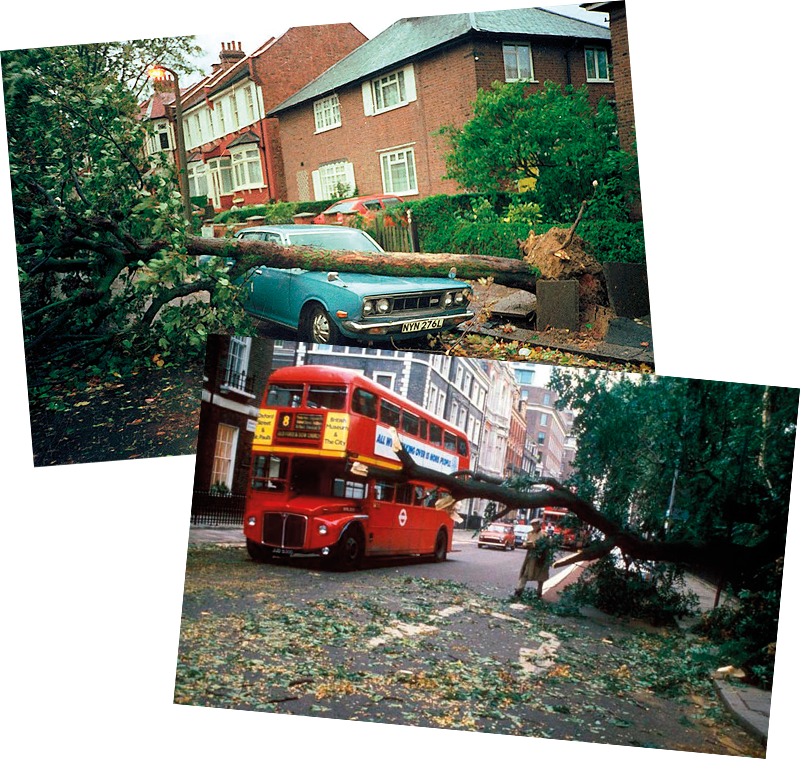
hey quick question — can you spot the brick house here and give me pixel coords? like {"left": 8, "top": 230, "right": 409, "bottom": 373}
{"left": 268, "top": 7, "right": 612, "bottom": 203}
{"left": 581, "top": 0, "right": 655, "bottom": 245}
{"left": 142, "top": 24, "right": 367, "bottom": 210}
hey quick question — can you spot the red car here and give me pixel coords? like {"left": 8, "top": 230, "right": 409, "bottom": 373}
{"left": 313, "top": 194, "right": 403, "bottom": 225}
{"left": 477, "top": 522, "right": 516, "bottom": 551}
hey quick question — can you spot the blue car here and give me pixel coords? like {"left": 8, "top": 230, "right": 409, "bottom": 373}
{"left": 231, "top": 225, "right": 474, "bottom": 344}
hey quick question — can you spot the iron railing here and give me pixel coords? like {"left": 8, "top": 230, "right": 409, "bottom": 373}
{"left": 191, "top": 490, "right": 246, "bottom": 526}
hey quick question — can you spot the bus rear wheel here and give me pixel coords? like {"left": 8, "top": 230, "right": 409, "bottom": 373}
{"left": 433, "top": 529, "right": 448, "bottom": 562}
{"left": 247, "top": 539, "right": 273, "bottom": 563}
{"left": 334, "top": 525, "right": 364, "bottom": 571}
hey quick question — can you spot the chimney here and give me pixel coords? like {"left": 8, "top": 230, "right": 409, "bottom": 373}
{"left": 218, "top": 41, "right": 246, "bottom": 70}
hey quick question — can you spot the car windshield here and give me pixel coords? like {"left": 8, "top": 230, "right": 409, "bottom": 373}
{"left": 286, "top": 230, "right": 383, "bottom": 253}
{"left": 323, "top": 201, "right": 358, "bottom": 213}
{"left": 487, "top": 524, "right": 507, "bottom": 533}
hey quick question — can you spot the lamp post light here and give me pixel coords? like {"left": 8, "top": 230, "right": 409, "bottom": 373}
{"left": 148, "top": 64, "right": 192, "bottom": 224}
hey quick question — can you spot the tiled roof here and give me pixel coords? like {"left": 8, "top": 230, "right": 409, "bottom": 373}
{"left": 227, "top": 130, "right": 260, "bottom": 147}
{"left": 269, "top": 7, "right": 609, "bottom": 115}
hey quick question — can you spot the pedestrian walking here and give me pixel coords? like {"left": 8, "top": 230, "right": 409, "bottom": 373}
{"left": 514, "top": 519, "right": 553, "bottom": 599}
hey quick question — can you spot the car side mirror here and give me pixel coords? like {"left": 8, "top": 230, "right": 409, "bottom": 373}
{"left": 327, "top": 272, "right": 340, "bottom": 282}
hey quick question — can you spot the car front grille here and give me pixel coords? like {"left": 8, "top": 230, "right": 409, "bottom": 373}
{"left": 374, "top": 290, "right": 453, "bottom": 316}
{"left": 262, "top": 513, "right": 307, "bottom": 549}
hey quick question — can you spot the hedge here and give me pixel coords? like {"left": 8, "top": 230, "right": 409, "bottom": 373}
{"left": 400, "top": 192, "right": 645, "bottom": 264}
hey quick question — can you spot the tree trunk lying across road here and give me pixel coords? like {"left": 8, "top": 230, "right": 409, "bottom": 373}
{"left": 186, "top": 235, "right": 541, "bottom": 293}
{"left": 382, "top": 429, "right": 783, "bottom": 579}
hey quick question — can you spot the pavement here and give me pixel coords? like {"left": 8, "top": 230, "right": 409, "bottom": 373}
{"left": 186, "top": 524, "right": 770, "bottom": 744}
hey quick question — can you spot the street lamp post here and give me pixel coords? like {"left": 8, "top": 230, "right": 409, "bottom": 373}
{"left": 148, "top": 64, "right": 192, "bottom": 224}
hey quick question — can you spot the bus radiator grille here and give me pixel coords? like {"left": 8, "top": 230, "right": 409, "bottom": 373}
{"left": 262, "top": 513, "right": 307, "bottom": 549}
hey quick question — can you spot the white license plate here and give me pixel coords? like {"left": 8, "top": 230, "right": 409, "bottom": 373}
{"left": 401, "top": 318, "right": 444, "bottom": 333}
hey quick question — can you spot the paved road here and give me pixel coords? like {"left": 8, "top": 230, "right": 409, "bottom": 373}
{"left": 188, "top": 525, "right": 580, "bottom": 599}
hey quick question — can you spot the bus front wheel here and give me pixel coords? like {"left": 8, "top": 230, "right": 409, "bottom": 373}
{"left": 433, "top": 529, "right": 448, "bottom": 562}
{"left": 247, "top": 539, "right": 273, "bottom": 563}
{"left": 334, "top": 526, "right": 364, "bottom": 571}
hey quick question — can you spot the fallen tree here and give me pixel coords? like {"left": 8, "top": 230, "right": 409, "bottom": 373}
{"left": 377, "top": 428, "right": 788, "bottom": 582}
{"left": 187, "top": 235, "right": 541, "bottom": 293}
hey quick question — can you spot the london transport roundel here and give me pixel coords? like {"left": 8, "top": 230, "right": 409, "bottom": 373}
{"left": 398, "top": 509, "right": 408, "bottom": 527}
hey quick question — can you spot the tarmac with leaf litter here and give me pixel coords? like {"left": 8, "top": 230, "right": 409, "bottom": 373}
{"left": 175, "top": 544, "right": 765, "bottom": 756}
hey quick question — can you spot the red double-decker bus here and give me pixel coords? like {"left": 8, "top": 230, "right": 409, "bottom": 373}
{"left": 244, "top": 365, "right": 470, "bottom": 569}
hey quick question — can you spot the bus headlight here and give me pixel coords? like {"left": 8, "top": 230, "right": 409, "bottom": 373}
{"left": 247, "top": 517, "right": 256, "bottom": 527}
{"left": 376, "top": 298, "right": 390, "bottom": 314}
{"left": 318, "top": 524, "right": 328, "bottom": 535}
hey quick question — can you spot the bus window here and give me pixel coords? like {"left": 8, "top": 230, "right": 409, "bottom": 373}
{"left": 251, "top": 455, "right": 289, "bottom": 491}
{"left": 457, "top": 437, "right": 468, "bottom": 457}
{"left": 429, "top": 423, "right": 443, "bottom": 447}
{"left": 402, "top": 411, "right": 420, "bottom": 436}
{"left": 396, "top": 482, "right": 412, "bottom": 504}
{"left": 306, "top": 384, "right": 347, "bottom": 410}
{"left": 413, "top": 485, "right": 426, "bottom": 505}
{"left": 267, "top": 384, "right": 304, "bottom": 408}
{"left": 444, "top": 431, "right": 457, "bottom": 452}
{"left": 333, "top": 479, "right": 367, "bottom": 499}
{"left": 419, "top": 418, "right": 428, "bottom": 439}
{"left": 352, "top": 388, "right": 377, "bottom": 418}
{"left": 380, "top": 400, "right": 401, "bottom": 428}
{"left": 290, "top": 458, "right": 322, "bottom": 495}
{"left": 374, "top": 481, "right": 396, "bottom": 502}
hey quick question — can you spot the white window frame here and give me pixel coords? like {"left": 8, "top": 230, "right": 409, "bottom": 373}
{"left": 585, "top": 47, "right": 611, "bottom": 82}
{"left": 379, "top": 146, "right": 418, "bottom": 197}
{"left": 540, "top": 413, "right": 549, "bottom": 426}
{"left": 211, "top": 423, "right": 239, "bottom": 491}
{"left": 362, "top": 64, "right": 417, "bottom": 116}
{"left": 314, "top": 94, "right": 342, "bottom": 133}
{"left": 312, "top": 160, "right": 355, "bottom": 201}
{"left": 187, "top": 161, "right": 207, "bottom": 198}
{"left": 222, "top": 336, "right": 252, "bottom": 394}
{"left": 207, "top": 156, "right": 233, "bottom": 206}
{"left": 231, "top": 146, "right": 263, "bottom": 191}
{"left": 373, "top": 372, "right": 395, "bottom": 391}
{"left": 503, "top": 42, "right": 535, "bottom": 82}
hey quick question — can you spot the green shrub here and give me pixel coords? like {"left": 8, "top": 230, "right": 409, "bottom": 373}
{"left": 692, "top": 558, "right": 782, "bottom": 688}
{"left": 402, "top": 191, "right": 643, "bottom": 262}
{"left": 562, "top": 555, "right": 699, "bottom": 625}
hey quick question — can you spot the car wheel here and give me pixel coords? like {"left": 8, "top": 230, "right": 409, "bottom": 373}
{"left": 334, "top": 525, "right": 364, "bottom": 571}
{"left": 433, "top": 529, "right": 448, "bottom": 562}
{"left": 246, "top": 539, "right": 272, "bottom": 563}
{"left": 300, "top": 303, "right": 340, "bottom": 345}
{"left": 477, "top": 543, "right": 484, "bottom": 549}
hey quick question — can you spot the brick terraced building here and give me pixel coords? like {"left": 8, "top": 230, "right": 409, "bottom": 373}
{"left": 269, "top": 7, "right": 612, "bottom": 203}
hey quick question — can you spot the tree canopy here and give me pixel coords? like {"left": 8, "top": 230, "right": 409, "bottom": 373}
{"left": 438, "top": 81, "right": 633, "bottom": 221}
{"left": 4, "top": 39, "right": 248, "bottom": 386}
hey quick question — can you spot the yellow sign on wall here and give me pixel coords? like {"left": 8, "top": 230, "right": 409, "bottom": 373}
{"left": 517, "top": 176, "right": 538, "bottom": 192}
{"left": 323, "top": 413, "right": 350, "bottom": 452}
{"left": 253, "top": 409, "right": 277, "bottom": 450}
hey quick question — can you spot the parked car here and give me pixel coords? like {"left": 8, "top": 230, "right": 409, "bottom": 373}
{"left": 477, "top": 522, "right": 516, "bottom": 551}
{"left": 513, "top": 523, "right": 533, "bottom": 547}
{"left": 230, "top": 225, "right": 473, "bottom": 344}
{"left": 313, "top": 194, "right": 403, "bottom": 225}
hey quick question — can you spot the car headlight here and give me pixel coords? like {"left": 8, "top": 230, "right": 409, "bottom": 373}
{"left": 377, "top": 298, "right": 390, "bottom": 313}
{"left": 444, "top": 293, "right": 453, "bottom": 307}
{"left": 318, "top": 524, "right": 328, "bottom": 535}
{"left": 454, "top": 292, "right": 464, "bottom": 305}
{"left": 363, "top": 300, "right": 373, "bottom": 315}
